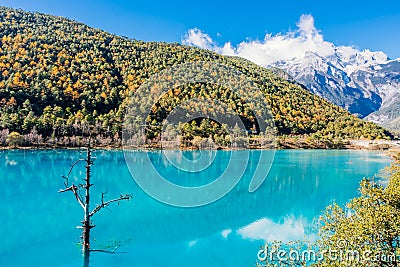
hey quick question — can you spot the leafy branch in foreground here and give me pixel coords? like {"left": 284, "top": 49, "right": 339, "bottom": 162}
{"left": 59, "top": 145, "right": 132, "bottom": 267}
{"left": 257, "top": 154, "right": 400, "bottom": 267}
{"left": 314, "top": 156, "right": 400, "bottom": 267}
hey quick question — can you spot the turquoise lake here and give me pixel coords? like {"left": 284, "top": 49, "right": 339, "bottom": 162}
{"left": 0, "top": 149, "right": 392, "bottom": 266}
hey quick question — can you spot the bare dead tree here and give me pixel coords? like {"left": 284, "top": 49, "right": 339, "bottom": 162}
{"left": 59, "top": 144, "right": 132, "bottom": 267}
{"left": 0, "top": 129, "right": 9, "bottom": 146}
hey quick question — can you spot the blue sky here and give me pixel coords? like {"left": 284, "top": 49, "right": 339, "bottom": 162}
{"left": 2, "top": 0, "right": 400, "bottom": 59}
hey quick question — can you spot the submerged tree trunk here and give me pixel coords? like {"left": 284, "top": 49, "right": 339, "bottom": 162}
{"left": 59, "top": 143, "right": 132, "bottom": 267}
{"left": 83, "top": 247, "right": 90, "bottom": 267}
{"left": 82, "top": 147, "right": 92, "bottom": 267}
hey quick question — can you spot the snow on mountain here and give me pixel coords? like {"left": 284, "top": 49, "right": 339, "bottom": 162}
{"left": 272, "top": 48, "right": 400, "bottom": 129}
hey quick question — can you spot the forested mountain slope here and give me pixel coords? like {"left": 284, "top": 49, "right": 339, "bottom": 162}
{"left": 0, "top": 7, "right": 392, "bottom": 147}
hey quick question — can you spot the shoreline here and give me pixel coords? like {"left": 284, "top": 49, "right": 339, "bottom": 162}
{"left": 1, "top": 136, "right": 399, "bottom": 152}
{"left": 1, "top": 142, "right": 399, "bottom": 152}
{"left": 2, "top": 144, "right": 398, "bottom": 164}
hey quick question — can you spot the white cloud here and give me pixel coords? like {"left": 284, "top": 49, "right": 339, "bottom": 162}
{"left": 297, "top": 14, "right": 317, "bottom": 37}
{"left": 182, "top": 14, "right": 339, "bottom": 66}
{"left": 236, "top": 217, "right": 310, "bottom": 242}
{"left": 182, "top": 28, "right": 215, "bottom": 51}
{"left": 221, "top": 229, "right": 232, "bottom": 239}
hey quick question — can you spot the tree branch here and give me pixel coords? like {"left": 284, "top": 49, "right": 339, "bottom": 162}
{"left": 89, "top": 194, "right": 132, "bottom": 217}
{"left": 59, "top": 184, "right": 85, "bottom": 209}
{"left": 90, "top": 245, "right": 125, "bottom": 254}
{"left": 61, "top": 158, "right": 85, "bottom": 187}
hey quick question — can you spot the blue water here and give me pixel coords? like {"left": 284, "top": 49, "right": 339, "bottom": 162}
{"left": 0, "top": 149, "right": 392, "bottom": 267}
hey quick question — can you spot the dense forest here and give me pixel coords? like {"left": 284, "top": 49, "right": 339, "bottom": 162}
{"left": 0, "top": 7, "right": 393, "bottom": 148}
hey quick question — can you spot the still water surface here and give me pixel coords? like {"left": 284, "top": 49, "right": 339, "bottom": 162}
{"left": 0, "top": 149, "right": 391, "bottom": 266}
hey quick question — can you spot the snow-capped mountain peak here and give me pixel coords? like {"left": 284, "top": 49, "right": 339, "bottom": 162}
{"left": 271, "top": 48, "right": 400, "bottom": 129}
